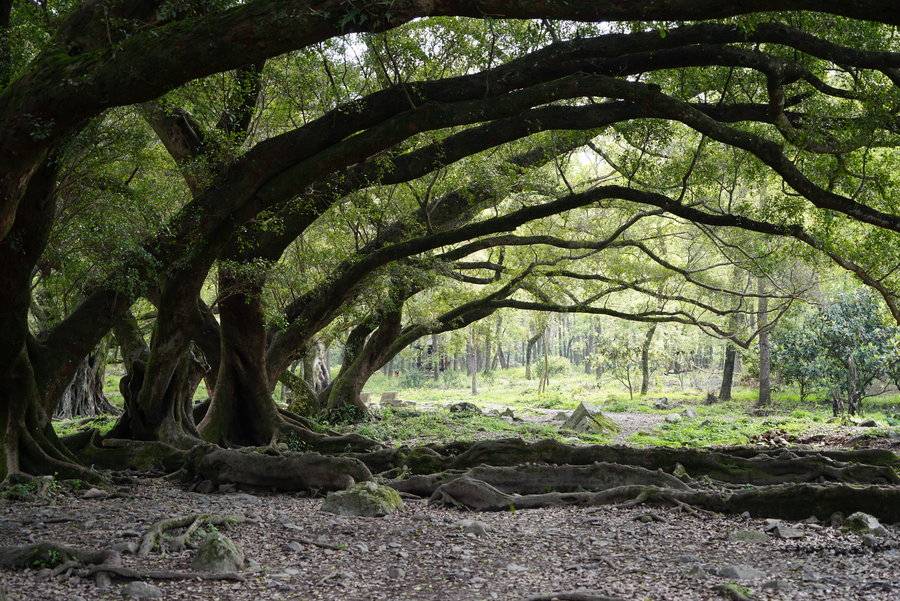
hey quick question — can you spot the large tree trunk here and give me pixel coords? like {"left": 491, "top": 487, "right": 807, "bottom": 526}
{"left": 198, "top": 268, "right": 282, "bottom": 447}
{"left": 326, "top": 310, "right": 403, "bottom": 421}
{"left": 0, "top": 158, "right": 99, "bottom": 482}
{"left": 55, "top": 350, "right": 119, "bottom": 419}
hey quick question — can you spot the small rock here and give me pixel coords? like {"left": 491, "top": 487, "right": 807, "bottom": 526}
{"left": 684, "top": 565, "right": 708, "bottom": 579}
{"left": 194, "top": 480, "right": 215, "bottom": 494}
{"left": 448, "top": 402, "right": 481, "bottom": 414}
{"left": 763, "top": 519, "right": 781, "bottom": 532}
{"left": 674, "top": 554, "right": 700, "bottom": 563}
{"left": 862, "top": 534, "right": 881, "bottom": 547}
{"left": 192, "top": 532, "right": 244, "bottom": 572}
{"left": 82, "top": 488, "right": 107, "bottom": 499}
{"left": 387, "top": 567, "right": 406, "bottom": 578}
{"left": 499, "top": 408, "right": 517, "bottom": 419}
{"left": 664, "top": 414, "right": 681, "bottom": 424}
{"left": 122, "top": 581, "right": 163, "bottom": 599}
{"left": 762, "top": 579, "right": 785, "bottom": 590}
{"left": 284, "top": 541, "right": 304, "bottom": 552}
{"left": 727, "top": 530, "right": 768, "bottom": 543}
{"left": 681, "top": 408, "right": 698, "bottom": 419}
{"left": 716, "top": 564, "right": 766, "bottom": 579}
{"left": 454, "top": 520, "right": 490, "bottom": 536}
{"left": 772, "top": 524, "right": 805, "bottom": 539}
{"left": 858, "top": 418, "right": 881, "bottom": 427}
{"left": 844, "top": 512, "right": 887, "bottom": 536}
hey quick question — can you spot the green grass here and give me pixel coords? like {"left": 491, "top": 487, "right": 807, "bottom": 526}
{"left": 53, "top": 415, "right": 117, "bottom": 438}
{"left": 341, "top": 407, "right": 611, "bottom": 446}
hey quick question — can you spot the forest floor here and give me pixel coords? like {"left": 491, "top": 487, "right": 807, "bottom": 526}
{"left": 14, "top": 398, "right": 900, "bottom": 601}
{"left": 1, "top": 473, "right": 898, "bottom": 601}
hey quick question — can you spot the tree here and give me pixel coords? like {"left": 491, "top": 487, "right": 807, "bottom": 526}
{"left": 774, "top": 290, "right": 899, "bottom": 415}
{"left": 1, "top": 1, "right": 899, "bottom": 484}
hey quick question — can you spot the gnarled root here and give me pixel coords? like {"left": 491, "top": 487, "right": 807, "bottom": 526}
{"left": 189, "top": 448, "right": 372, "bottom": 492}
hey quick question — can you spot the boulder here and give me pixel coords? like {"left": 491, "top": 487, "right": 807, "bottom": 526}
{"left": 843, "top": 512, "right": 887, "bottom": 536}
{"left": 448, "top": 402, "right": 482, "bottom": 414}
{"left": 664, "top": 413, "right": 681, "bottom": 424}
{"left": 192, "top": 531, "right": 244, "bottom": 573}
{"left": 379, "top": 391, "right": 403, "bottom": 408}
{"left": 321, "top": 481, "right": 404, "bottom": 517}
{"left": 858, "top": 418, "right": 881, "bottom": 428}
{"left": 716, "top": 564, "right": 766, "bottom": 579}
{"left": 122, "top": 581, "right": 164, "bottom": 599}
{"left": 561, "top": 402, "right": 620, "bottom": 434}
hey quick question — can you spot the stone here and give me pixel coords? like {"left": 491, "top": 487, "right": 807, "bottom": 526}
{"left": 562, "top": 402, "right": 620, "bottom": 434}
{"left": 82, "top": 487, "right": 107, "bottom": 499}
{"left": 284, "top": 541, "right": 304, "bottom": 552}
{"left": 380, "top": 391, "right": 403, "bottom": 407}
{"left": 664, "top": 413, "right": 681, "bottom": 424}
{"left": 681, "top": 407, "right": 698, "bottom": 419}
{"left": 192, "top": 532, "right": 244, "bottom": 573}
{"left": 122, "top": 581, "right": 164, "bottom": 599}
{"left": 653, "top": 397, "right": 669, "bottom": 410}
{"left": 321, "top": 481, "right": 404, "bottom": 517}
{"left": 194, "top": 480, "right": 215, "bottom": 494}
{"left": 716, "top": 564, "right": 766, "bottom": 579}
{"left": 844, "top": 512, "right": 887, "bottom": 536}
{"left": 674, "top": 554, "right": 700, "bottom": 563}
{"left": 762, "top": 519, "right": 781, "bottom": 532}
{"left": 448, "top": 402, "right": 482, "bottom": 414}
{"left": 858, "top": 418, "right": 880, "bottom": 427}
{"left": 727, "top": 530, "right": 769, "bottom": 543}
{"left": 499, "top": 408, "right": 517, "bottom": 419}
{"left": 772, "top": 525, "right": 805, "bottom": 539}
{"left": 454, "top": 519, "right": 490, "bottom": 536}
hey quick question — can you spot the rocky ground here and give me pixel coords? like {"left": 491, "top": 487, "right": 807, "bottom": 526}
{"left": 1, "top": 467, "right": 898, "bottom": 601}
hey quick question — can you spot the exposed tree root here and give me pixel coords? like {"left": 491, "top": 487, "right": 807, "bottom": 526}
{"left": 188, "top": 448, "right": 372, "bottom": 492}
{"left": 69, "top": 433, "right": 189, "bottom": 473}
{"left": 277, "top": 422, "right": 382, "bottom": 453}
{"left": 390, "top": 462, "right": 689, "bottom": 497}
{"left": 0, "top": 542, "right": 114, "bottom": 569}
{"left": 409, "top": 438, "right": 899, "bottom": 485}
{"left": 78, "top": 564, "right": 244, "bottom": 582}
{"left": 428, "top": 476, "right": 900, "bottom": 522}
{"left": 139, "top": 513, "right": 243, "bottom": 557}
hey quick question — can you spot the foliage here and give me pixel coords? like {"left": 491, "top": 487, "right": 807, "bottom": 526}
{"left": 772, "top": 291, "right": 900, "bottom": 413}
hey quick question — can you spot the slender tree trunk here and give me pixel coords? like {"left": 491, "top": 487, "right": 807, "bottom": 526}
{"left": 432, "top": 333, "right": 440, "bottom": 380}
{"left": 525, "top": 331, "right": 542, "bottom": 380}
{"left": 639, "top": 324, "right": 657, "bottom": 396}
{"left": 719, "top": 344, "right": 737, "bottom": 401}
{"left": 757, "top": 280, "right": 771, "bottom": 407}
{"left": 467, "top": 333, "right": 478, "bottom": 395}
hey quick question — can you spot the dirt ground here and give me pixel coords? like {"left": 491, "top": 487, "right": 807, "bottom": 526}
{"left": 2, "top": 458, "right": 899, "bottom": 601}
